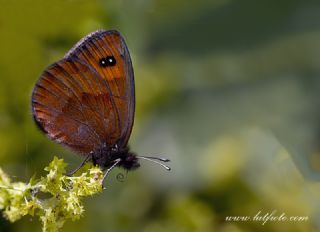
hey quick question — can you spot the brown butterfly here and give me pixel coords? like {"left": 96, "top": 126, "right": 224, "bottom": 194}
{"left": 31, "top": 30, "right": 170, "bottom": 182}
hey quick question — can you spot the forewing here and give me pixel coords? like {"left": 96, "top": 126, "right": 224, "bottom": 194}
{"left": 66, "top": 30, "right": 135, "bottom": 148}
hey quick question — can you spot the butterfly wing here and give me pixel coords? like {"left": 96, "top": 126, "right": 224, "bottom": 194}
{"left": 67, "top": 30, "right": 135, "bottom": 148}
{"left": 31, "top": 30, "right": 135, "bottom": 154}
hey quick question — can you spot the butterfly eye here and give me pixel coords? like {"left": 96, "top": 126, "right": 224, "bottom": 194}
{"left": 99, "top": 56, "right": 116, "bottom": 67}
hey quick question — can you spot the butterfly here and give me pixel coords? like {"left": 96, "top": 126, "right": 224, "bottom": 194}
{"left": 31, "top": 30, "right": 170, "bottom": 182}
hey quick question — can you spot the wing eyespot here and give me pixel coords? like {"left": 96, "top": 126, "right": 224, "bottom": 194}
{"left": 99, "top": 56, "right": 116, "bottom": 67}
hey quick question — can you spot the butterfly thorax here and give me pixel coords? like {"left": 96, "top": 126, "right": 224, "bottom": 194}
{"left": 91, "top": 144, "right": 140, "bottom": 171}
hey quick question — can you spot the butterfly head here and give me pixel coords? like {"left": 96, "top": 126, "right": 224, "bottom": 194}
{"left": 111, "top": 146, "right": 140, "bottom": 170}
{"left": 91, "top": 144, "right": 140, "bottom": 171}
{"left": 118, "top": 152, "right": 140, "bottom": 170}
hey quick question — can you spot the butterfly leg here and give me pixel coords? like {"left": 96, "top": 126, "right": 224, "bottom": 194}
{"left": 102, "top": 158, "right": 121, "bottom": 188}
{"left": 67, "top": 153, "right": 92, "bottom": 176}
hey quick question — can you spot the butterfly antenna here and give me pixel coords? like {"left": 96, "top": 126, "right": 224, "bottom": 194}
{"left": 137, "top": 156, "right": 171, "bottom": 171}
{"left": 139, "top": 156, "right": 170, "bottom": 162}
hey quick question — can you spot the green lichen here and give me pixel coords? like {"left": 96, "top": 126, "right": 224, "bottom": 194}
{"left": 0, "top": 156, "right": 103, "bottom": 232}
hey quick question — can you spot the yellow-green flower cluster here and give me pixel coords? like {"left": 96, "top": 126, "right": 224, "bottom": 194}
{"left": 0, "top": 156, "right": 103, "bottom": 232}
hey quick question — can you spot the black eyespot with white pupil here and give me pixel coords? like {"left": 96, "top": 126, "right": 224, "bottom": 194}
{"left": 99, "top": 56, "right": 116, "bottom": 67}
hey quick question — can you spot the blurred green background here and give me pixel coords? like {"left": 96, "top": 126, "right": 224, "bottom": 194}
{"left": 1, "top": 0, "right": 320, "bottom": 231}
